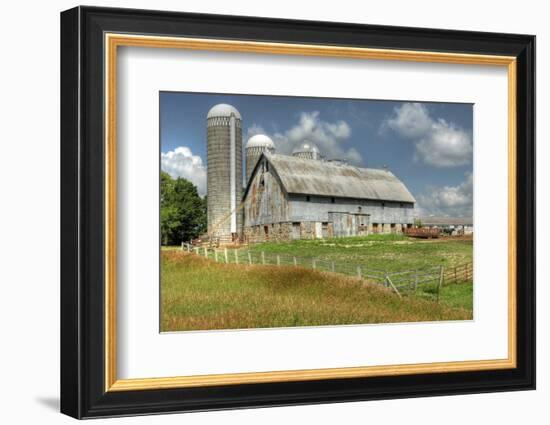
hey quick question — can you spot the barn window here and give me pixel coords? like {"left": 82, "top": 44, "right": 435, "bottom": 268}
{"left": 331, "top": 197, "right": 335, "bottom": 203}
{"left": 400, "top": 203, "right": 404, "bottom": 207}
{"left": 306, "top": 195, "right": 311, "bottom": 202}
{"left": 381, "top": 202, "right": 386, "bottom": 207}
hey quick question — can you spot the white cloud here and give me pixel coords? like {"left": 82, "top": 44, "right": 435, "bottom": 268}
{"left": 416, "top": 173, "right": 473, "bottom": 217}
{"left": 161, "top": 146, "right": 207, "bottom": 196}
{"left": 246, "top": 123, "right": 266, "bottom": 139}
{"left": 384, "top": 103, "right": 472, "bottom": 167}
{"left": 247, "top": 111, "right": 361, "bottom": 164}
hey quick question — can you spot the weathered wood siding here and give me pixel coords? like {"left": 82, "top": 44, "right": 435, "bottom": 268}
{"left": 243, "top": 161, "right": 289, "bottom": 227}
{"left": 329, "top": 212, "right": 370, "bottom": 237}
{"left": 287, "top": 194, "right": 414, "bottom": 225}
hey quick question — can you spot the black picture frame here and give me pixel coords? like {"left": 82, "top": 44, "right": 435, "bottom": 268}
{"left": 60, "top": 5, "right": 535, "bottom": 419}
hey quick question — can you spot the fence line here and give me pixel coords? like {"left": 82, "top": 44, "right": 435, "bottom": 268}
{"left": 180, "top": 243, "right": 472, "bottom": 302}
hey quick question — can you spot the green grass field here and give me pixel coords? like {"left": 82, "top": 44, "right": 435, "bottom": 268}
{"left": 161, "top": 235, "right": 473, "bottom": 332}
{"left": 246, "top": 234, "right": 473, "bottom": 272}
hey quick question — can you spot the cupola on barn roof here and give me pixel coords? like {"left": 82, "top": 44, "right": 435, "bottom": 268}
{"left": 207, "top": 103, "right": 242, "bottom": 120}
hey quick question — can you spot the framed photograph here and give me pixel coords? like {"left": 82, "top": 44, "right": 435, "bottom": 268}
{"left": 60, "top": 6, "right": 535, "bottom": 419}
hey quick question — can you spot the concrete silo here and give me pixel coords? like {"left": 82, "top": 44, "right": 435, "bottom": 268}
{"left": 206, "top": 104, "right": 243, "bottom": 242}
{"left": 245, "top": 134, "right": 275, "bottom": 185}
{"left": 292, "top": 141, "right": 322, "bottom": 160}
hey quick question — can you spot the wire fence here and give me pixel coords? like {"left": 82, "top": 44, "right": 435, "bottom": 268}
{"left": 181, "top": 242, "right": 473, "bottom": 302}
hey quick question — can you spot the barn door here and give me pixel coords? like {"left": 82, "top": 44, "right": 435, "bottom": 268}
{"left": 292, "top": 222, "right": 301, "bottom": 240}
{"left": 356, "top": 214, "right": 369, "bottom": 236}
{"left": 314, "top": 222, "right": 323, "bottom": 239}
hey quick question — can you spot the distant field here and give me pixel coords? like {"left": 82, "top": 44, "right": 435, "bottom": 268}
{"left": 246, "top": 234, "right": 473, "bottom": 272}
{"left": 161, "top": 243, "right": 473, "bottom": 332}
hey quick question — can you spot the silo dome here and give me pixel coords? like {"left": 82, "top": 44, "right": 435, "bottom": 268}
{"left": 246, "top": 134, "right": 275, "bottom": 149}
{"left": 207, "top": 103, "right": 242, "bottom": 120}
{"left": 292, "top": 141, "right": 322, "bottom": 160}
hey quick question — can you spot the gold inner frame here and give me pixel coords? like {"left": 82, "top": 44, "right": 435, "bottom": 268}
{"left": 104, "top": 33, "right": 517, "bottom": 392}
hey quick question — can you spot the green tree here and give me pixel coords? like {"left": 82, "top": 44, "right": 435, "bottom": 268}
{"left": 160, "top": 172, "right": 206, "bottom": 245}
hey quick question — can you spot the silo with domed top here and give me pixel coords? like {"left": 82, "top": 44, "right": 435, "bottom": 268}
{"left": 206, "top": 104, "right": 243, "bottom": 241}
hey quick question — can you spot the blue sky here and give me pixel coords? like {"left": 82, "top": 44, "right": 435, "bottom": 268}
{"left": 160, "top": 92, "right": 473, "bottom": 217}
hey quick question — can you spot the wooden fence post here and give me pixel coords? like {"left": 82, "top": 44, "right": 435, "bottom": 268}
{"left": 261, "top": 251, "right": 265, "bottom": 265}
{"left": 248, "top": 252, "right": 252, "bottom": 265}
{"left": 187, "top": 243, "right": 191, "bottom": 253}
{"left": 224, "top": 248, "right": 228, "bottom": 263}
{"left": 214, "top": 250, "right": 218, "bottom": 262}
{"left": 331, "top": 262, "right": 335, "bottom": 272}
{"left": 276, "top": 255, "right": 280, "bottom": 266}
{"left": 204, "top": 247, "right": 208, "bottom": 258}
{"left": 454, "top": 266, "right": 457, "bottom": 284}
{"left": 181, "top": 242, "right": 184, "bottom": 251}
{"left": 293, "top": 256, "right": 297, "bottom": 267}
{"left": 357, "top": 266, "right": 362, "bottom": 278}
{"left": 312, "top": 259, "right": 316, "bottom": 269}
{"left": 436, "top": 265, "right": 444, "bottom": 302}
{"left": 235, "top": 250, "right": 239, "bottom": 264}
{"left": 414, "top": 269, "right": 418, "bottom": 292}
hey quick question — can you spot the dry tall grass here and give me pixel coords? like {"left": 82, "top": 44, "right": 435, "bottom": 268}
{"left": 161, "top": 251, "right": 472, "bottom": 332}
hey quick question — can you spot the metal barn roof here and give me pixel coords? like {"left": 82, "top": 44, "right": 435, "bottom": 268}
{"left": 257, "top": 153, "right": 416, "bottom": 203}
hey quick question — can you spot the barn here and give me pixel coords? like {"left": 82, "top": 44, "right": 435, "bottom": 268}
{"left": 242, "top": 150, "right": 416, "bottom": 242}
